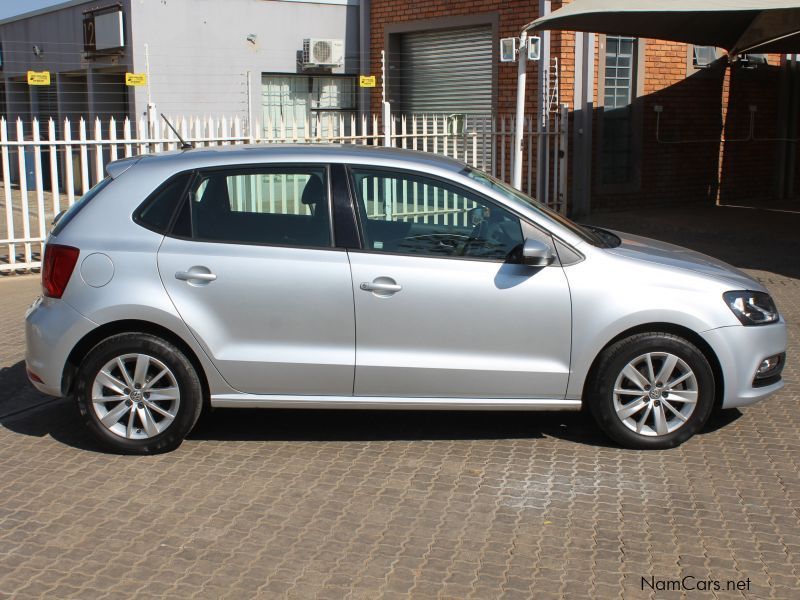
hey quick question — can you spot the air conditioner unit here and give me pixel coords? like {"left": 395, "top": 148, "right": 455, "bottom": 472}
{"left": 303, "top": 38, "right": 344, "bottom": 67}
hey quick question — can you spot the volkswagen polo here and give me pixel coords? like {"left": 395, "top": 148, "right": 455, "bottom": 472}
{"left": 25, "top": 145, "right": 787, "bottom": 453}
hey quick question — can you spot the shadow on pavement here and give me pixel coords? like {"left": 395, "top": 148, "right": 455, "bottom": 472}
{"left": 1, "top": 366, "right": 741, "bottom": 453}
{"left": 188, "top": 407, "right": 605, "bottom": 445}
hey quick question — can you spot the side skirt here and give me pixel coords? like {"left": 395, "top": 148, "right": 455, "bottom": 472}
{"left": 210, "top": 394, "right": 582, "bottom": 411}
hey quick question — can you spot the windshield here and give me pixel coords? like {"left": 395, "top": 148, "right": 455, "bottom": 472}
{"left": 461, "top": 167, "right": 613, "bottom": 248}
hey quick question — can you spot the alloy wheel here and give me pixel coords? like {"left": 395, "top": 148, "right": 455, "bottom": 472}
{"left": 91, "top": 353, "right": 181, "bottom": 440}
{"left": 612, "top": 352, "right": 698, "bottom": 437}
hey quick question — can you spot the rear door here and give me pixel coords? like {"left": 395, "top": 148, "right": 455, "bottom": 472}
{"left": 157, "top": 164, "right": 355, "bottom": 395}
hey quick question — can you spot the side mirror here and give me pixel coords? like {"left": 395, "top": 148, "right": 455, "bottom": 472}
{"left": 519, "top": 238, "right": 555, "bottom": 267}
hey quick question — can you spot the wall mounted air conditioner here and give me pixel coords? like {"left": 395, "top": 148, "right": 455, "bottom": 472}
{"left": 303, "top": 38, "right": 344, "bottom": 67}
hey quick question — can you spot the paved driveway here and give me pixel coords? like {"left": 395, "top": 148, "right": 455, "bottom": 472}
{"left": 0, "top": 204, "right": 798, "bottom": 599}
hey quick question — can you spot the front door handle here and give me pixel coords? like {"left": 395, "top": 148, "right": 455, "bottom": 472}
{"left": 360, "top": 282, "right": 401, "bottom": 292}
{"left": 175, "top": 268, "right": 217, "bottom": 284}
{"left": 360, "top": 278, "right": 402, "bottom": 296}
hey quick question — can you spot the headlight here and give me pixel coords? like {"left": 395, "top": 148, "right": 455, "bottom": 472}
{"left": 723, "top": 291, "right": 779, "bottom": 326}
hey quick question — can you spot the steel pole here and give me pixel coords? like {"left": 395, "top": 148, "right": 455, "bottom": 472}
{"left": 512, "top": 31, "right": 527, "bottom": 190}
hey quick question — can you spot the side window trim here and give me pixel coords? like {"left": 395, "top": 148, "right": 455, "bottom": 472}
{"left": 165, "top": 163, "right": 337, "bottom": 250}
{"left": 166, "top": 170, "right": 199, "bottom": 236}
{"left": 330, "top": 163, "right": 362, "bottom": 249}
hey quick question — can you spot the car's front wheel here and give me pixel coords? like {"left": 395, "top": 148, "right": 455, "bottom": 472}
{"left": 75, "top": 333, "right": 203, "bottom": 454}
{"left": 587, "top": 332, "right": 715, "bottom": 449}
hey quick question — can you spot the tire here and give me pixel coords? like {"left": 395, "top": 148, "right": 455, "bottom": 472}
{"left": 586, "top": 332, "right": 715, "bottom": 450}
{"left": 75, "top": 333, "right": 203, "bottom": 454}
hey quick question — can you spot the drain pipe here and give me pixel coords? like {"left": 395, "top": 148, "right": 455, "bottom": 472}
{"left": 359, "top": 0, "right": 371, "bottom": 130}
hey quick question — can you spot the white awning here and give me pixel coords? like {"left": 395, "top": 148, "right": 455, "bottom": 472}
{"left": 526, "top": 0, "right": 800, "bottom": 56}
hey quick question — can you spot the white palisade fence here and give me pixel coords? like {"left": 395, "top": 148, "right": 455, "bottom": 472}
{"left": 0, "top": 110, "right": 567, "bottom": 273}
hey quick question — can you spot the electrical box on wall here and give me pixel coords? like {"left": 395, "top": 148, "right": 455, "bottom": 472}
{"left": 83, "top": 6, "right": 125, "bottom": 55}
{"left": 302, "top": 39, "right": 344, "bottom": 67}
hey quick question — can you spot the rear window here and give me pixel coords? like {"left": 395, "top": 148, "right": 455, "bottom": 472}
{"left": 176, "top": 166, "right": 331, "bottom": 248}
{"left": 134, "top": 173, "right": 193, "bottom": 233}
{"left": 51, "top": 177, "right": 112, "bottom": 236}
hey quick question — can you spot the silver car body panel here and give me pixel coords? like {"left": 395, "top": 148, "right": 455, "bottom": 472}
{"left": 25, "top": 145, "right": 787, "bottom": 414}
{"left": 348, "top": 252, "right": 571, "bottom": 398}
{"left": 700, "top": 321, "right": 786, "bottom": 408}
{"left": 25, "top": 295, "right": 98, "bottom": 397}
{"left": 158, "top": 239, "right": 355, "bottom": 395}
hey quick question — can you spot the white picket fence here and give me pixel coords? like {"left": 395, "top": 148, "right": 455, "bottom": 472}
{"left": 0, "top": 110, "right": 567, "bottom": 272}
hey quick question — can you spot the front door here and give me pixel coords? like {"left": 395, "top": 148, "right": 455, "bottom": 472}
{"left": 347, "top": 166, "right": 572, "bottom": 399}
{"left": 158, "top": 165, "right": 355, "bottom": 395}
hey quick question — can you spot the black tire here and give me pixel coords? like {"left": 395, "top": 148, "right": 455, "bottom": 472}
{"left": 75, "top": 333, "right": 203, "bottom": 454}
{"left": 586, "top": 332, "right": 715, "bottom": 450}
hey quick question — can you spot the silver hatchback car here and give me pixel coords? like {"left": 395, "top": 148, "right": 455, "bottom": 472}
{"left": 25, "top": 146, "right": 786, "bottom": 454}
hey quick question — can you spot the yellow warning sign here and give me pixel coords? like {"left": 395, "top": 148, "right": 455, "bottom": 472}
{"left": 359, "top": 75, "right": 376, "bottom": 88}
{"left": 125, "top": 73, "right": 148, "bottom": 87}
{"left": 27, "top": 71, "right": 51, "bottom": 86}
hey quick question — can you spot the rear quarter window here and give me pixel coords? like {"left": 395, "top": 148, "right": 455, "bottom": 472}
{"left": 51, "top": 177, "right": 112, "bottom": 236}
{"left": 134, "top": 172, "right": 193, "bottom": 234}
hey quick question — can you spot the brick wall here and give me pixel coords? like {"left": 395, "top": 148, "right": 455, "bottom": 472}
{"left": 369, "top": 1, "right": 542, "bottom": 116}
{"left": 589, "top": 40, "right": 785, "bottom": 210}
{"left": 370, "top": 1, "right": 794, "bottom": 211}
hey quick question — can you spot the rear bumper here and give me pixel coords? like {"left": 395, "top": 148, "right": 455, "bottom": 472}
{"left": 701, "top": 320, "right": 787, "bottom": 409}
{"left": 25, "top": 296, "right": 97, "bottom": 397}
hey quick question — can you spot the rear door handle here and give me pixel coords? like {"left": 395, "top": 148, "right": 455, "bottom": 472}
{"left": 175, "top": 268, "right": 217, "bottom": 283}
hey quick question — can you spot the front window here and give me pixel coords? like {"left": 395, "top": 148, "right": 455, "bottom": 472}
{"left": 350, "top": 167, "right": 523, "bottom": 260}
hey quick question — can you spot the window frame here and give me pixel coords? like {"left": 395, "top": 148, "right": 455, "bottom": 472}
{"left": 343, "top": 164, "right": 556, "bottom": 264}
{"left": 596, "top": 35, "right": 646, "bottom": 194}
{"left": 160, "top": 163, "right": 340, "bottom": 251}
{"left": 687, "top": 45, "right": 724, "bottom": 75}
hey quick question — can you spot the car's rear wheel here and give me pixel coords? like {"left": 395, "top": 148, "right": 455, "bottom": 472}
{"left": 587, "top": 332, "right": 715, "bottom": 449}
{"left": 75, "top": 333, "right": 203, "bottom": 454}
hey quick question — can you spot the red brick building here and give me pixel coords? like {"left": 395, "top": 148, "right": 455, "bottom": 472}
{"left": 367, "top": 0, "right": 800, "bottom": 217}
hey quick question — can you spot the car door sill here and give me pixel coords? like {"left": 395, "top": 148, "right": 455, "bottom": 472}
{"left": 210, "top": 395, "right": 581, "bottom": 411}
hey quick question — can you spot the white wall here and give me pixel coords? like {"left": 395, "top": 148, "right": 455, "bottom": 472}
{"left": 128, "top": 0, "right": 360, "bottom": 123}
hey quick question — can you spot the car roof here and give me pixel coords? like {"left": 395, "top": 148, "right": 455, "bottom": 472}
{"left": 109, "top": 144, "right": 468, "bottom": 178}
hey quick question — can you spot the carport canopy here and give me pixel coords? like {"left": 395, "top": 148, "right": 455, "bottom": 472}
{"left": 526, "top": 0, "right": 800, "bottom": 56}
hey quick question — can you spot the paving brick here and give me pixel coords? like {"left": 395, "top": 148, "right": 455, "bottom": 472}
{"left": 1, "top": 204, "right": 799, "bottom": 598}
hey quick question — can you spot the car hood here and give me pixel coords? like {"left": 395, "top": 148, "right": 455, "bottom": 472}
{"left": 606, "top": 231, "right": 765, "bottom": 291}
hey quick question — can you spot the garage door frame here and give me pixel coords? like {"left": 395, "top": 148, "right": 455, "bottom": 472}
{"left": 384, "top": 13, "right": 499, "bottom": 119}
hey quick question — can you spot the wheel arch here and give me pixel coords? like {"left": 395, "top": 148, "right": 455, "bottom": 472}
{"left": 582, "top": 322, "right": 725, "bottom": 409}
{"left": 62, "top": 319, "right": 210, "bottom": 411}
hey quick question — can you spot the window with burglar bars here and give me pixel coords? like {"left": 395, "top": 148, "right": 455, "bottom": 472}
{"left": 261, "top": 74, "right": 357, "bottom": 139}
{"left": 601, "top": 36, "right": 638, "bottom": 185}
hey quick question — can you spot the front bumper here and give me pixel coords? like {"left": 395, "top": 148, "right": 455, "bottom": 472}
{"left": 25, "top": 296, "right": 97, "bottom": 397}
{"left": 701, "top": 319, "right": 787, "bottom": 409}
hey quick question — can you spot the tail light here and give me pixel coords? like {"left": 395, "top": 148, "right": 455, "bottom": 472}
{"left": 42, "top": 244, "right": 80, "bottom": 298}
